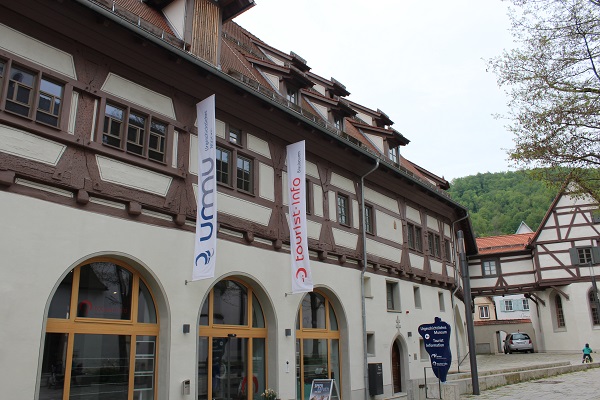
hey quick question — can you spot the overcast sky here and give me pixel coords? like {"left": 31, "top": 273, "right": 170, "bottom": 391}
{"left": 235, "top": 0, "right": 516, "bottom": 181}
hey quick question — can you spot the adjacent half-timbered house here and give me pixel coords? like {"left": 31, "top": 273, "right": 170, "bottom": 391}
{"left": 0, "top": 1, "right": 477, "bottom": 399}
{"left": 469, "top": 186, "right": 600, "bottom": 353}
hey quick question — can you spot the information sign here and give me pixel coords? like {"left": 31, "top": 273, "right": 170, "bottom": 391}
{"left": 418, "top": 317, "right": 452, "bottom": 382}
{"left": 309, "top": 379, "right": 339, "bottom": 400}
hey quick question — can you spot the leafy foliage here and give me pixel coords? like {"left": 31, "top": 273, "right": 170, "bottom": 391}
{"left": 448, "top": 171, "right": 556, "bottom": 237}
{"left": 487, "top": 0, "right": 600, "bottom": 200}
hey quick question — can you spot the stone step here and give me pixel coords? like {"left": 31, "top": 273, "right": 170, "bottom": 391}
{"left": 445, "top": 361, "right": 571, "bottom": 381}
{"left": 438, "top": 362, "right": 600, "bottom": 397}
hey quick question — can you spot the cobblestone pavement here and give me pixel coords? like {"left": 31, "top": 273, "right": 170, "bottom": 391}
{"left": 460, "top": 367, "right": 600, "bottom": 399}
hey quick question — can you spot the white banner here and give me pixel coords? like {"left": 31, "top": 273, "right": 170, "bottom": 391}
{"left": 286, "top": 140, "right": 313, "bottom": 293}
{"left": 193, "top": 95, "right": 217, "bottom": 281}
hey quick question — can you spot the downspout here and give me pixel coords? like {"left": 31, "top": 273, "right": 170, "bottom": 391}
{"left": 451, "top": 213, "right": 469, "bottom": 373}
{"left": 360, "top": 159, "right": 379, "bottom": 400}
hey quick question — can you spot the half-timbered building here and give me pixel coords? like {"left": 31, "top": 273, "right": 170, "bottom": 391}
{"left": 469, "top": 186, "right": 600, "bottom": 353}
{"left": 0, "top": 1, "right": 477, "bottom": 399}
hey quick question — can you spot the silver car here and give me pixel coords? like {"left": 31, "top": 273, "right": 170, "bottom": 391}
{"left": 503, "top": 332, "right": 534, "bottom": 353}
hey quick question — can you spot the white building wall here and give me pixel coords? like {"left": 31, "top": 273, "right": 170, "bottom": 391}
{"left": 493, "top": 295, "right": 531, "bottom": 320}
{"left": 534, "top": 283, "right": 600, "bottom": 353}
{"left": 0, "top": 190, "right": 466, "bottom": 400}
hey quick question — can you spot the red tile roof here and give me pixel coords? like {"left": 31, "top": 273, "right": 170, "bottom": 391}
{"left": 476, "top": 233, "right": 534, "bottom": 255}
{"left": 114, "top": 0, "right": 174, "bottom": 35}
{"left": 95, "top": 1, "right": 451, "bottom": 191}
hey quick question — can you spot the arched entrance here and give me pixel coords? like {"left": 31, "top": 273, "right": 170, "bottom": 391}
{"left": 39, "top": 259, "right": 160, "bottom": 400}
{"left": 198, "top": 279, "right": 268, "bottom": 400}
{"left": 391, "top": 336, "right": 407, "bottom": 394}
{"left": 296, "top": 291, "right": 341, "bottom": 400}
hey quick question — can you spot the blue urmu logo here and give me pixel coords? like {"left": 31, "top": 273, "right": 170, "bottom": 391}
{"left": 195, "top": 156, "right": 216, "bottom": 267}
{"left": 195, "top": 249, "right": 214, "bottom": 266}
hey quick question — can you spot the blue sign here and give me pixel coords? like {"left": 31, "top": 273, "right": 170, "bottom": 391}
{"left": 418, "top": 317, "right": 452, "bottom": 382}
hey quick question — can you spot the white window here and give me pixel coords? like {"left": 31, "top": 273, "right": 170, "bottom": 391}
{"left": 386, "top": 281, "right": 400, "bottom": 311}
{"left": 413, "top": 286, "right": 422, "bottom": 309}
{"left": 504, "top": 300, "right": 513, "bottom": 311}
{"left": 367, "top": 333, "right": 375, "bottom": 356}
{"left": 522, "top": 299, "right": 529, "bottom": 311}
{"left": 482, "top": 260, "right": 497, "bottom": 276}
{"left": 479, "top": 305, "right": 490, "bottom": 319}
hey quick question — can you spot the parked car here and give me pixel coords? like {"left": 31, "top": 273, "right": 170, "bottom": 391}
{"left": 503, "top": 332, "right": 534, "bottom": 353}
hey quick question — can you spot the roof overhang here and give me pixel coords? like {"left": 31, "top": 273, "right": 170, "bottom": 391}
{"left": 220, "top": 0, "right": 255, "bottom": 22}
{"left": 143, "top": 0, "right": 176, "bottom": 9}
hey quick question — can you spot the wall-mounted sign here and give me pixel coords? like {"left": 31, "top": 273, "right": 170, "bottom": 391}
{"left": 418, "top": 317, "right": 452, "bottom": 382}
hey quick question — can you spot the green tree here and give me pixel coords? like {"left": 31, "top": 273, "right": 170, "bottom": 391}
{"left": 448, "top": 171, "right": 555, "bottom": 237}
{"left": 488, "top": 0, "right": 600, "bottom": 199}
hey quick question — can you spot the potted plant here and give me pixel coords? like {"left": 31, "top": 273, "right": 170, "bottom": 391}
{"left": 261, "top": 388, "right": 278, "bottom": 400}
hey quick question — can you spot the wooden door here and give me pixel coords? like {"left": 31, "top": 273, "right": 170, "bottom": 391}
{"left": 392, "top": 343, "right": 401, "bottom": 393}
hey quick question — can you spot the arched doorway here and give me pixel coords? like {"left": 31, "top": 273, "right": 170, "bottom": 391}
{"left": 391, "top": 341, "right": 402, "bottom": 393}
{"left": 295, "top": 291, "right": 341, "bottom": 400}
{"left": 39, "top": 259, "right": 160, "bottom": 400}
{"left": 198, "top": 279, "right": 268, "bottom": 400}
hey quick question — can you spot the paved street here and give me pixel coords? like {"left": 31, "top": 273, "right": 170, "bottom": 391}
{"left": 460, "top": 367, "right": 600, "bottom": 399}
{"left": 467, "top": 352, "right": 582, "bottom": 372}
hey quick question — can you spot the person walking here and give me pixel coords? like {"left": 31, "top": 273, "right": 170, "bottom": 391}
{"left": 582, "top": 343, "right": 593, "bottom": 363}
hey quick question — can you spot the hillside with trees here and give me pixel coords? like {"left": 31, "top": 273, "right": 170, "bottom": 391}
{"left": 487, "top": 0, "right": 600, "bottom": 201}
{"left": 448, "top": 171, "right": 556, "bottom": 238}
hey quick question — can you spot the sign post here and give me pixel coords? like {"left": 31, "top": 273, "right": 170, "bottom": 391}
{"left": 418, "top": 317, "right": 452, "bottom": 382}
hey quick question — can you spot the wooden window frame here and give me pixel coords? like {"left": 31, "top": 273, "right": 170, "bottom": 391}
{"left": 589, "top": 289, "right": 600, "bottom": 326}
{"left": 199, "top": 279, "right": 268, "bottom": 400}
{"left": 0, "top": 57, "right": 69, "bottom": 130}
{"left": 98, "top": 98, "right": 170, "bottom": 165}
{"left": 388, "top": 146, "right": 399, "bottom": 164}
{"left": 337, "top": 193, "right": 350, "bottom": 226}
{"left": 215, "top": 144, "right": 255, "bottom": 194}
{"left": 555, "top": 294, "right": 566, "bottom": 328}
{"left": 444, "top": 238, "right": 452, "bottom": 261}
{"left": 428, "top": 232, "right": 441, "bottom": 258}
{"left": 482, "top": 259, "right": 499, "bottom": 277}
{"left": 386, "top": 281, "right": 400, "bottom": 312}
{"left": 364, "top": 204, "right": 375, "bottom": 234}
{"left": 413, "top": 286, "right": 422, "bottom": 309}
{"left": 415, "top": 226, "right": 423, "bottom": 252}
{"left": 296, "top": 290, "right": 341, "bottom": 400}
{"left": 44, "top": 258, "right": 160, "bottom": 400}
{"left": 286, "top": 86, "right": 298, "bottom": 105}
{"left": 407, "top": 223, "right": 423, "bottom": 252}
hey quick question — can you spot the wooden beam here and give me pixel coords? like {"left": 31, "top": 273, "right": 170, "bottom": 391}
{"left": 550, "top": 286, "right": 570, "bottom": 300}
{"left": 526, "top": 293, "right": 546, "bottom": 307}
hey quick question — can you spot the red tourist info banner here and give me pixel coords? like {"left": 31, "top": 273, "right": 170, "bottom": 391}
{"left": 286, "top": 140, "right": 313, "bottom": 293}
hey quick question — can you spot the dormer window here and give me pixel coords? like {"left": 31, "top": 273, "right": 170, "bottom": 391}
{"left": 229, "top": 126, "right": 241, "bottom": 145}
{"left": 286, "top": 87, "right": 298, "bottom": 105}
{"left": 333, "top": 115, "right": 343, "bottom": 131}
{"left": 389, "top": 147, "right": 399, "bottom": 164}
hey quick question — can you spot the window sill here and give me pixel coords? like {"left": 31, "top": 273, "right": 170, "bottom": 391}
{"left": 88, "top": 141, "right": 184, "bottom": 179}
{"left": 387, "top": 309, "right": 402, "bottom": 313}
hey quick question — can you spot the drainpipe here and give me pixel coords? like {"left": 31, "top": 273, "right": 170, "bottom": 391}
{"left": 457, "top": 230, "right": 480, "bottom": 395}
{"left": 360, "top": 159, "right": 379, "bottom": 400}
{"left": 450, "top": 213, "right": 468, "bottom": 373}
